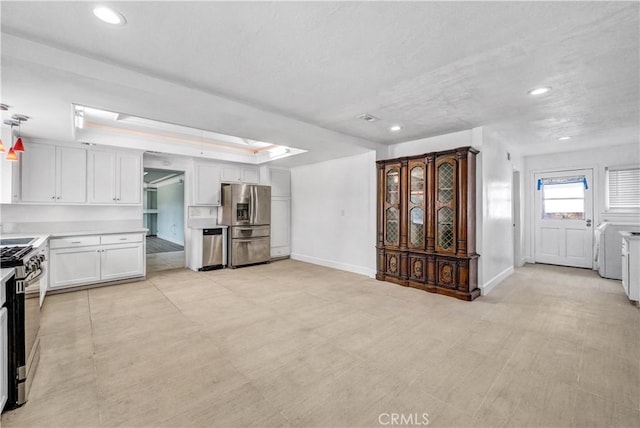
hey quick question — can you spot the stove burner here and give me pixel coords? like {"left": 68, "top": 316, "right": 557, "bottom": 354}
{"left": 0, "top": 245, "right": 34, "bottom": 267}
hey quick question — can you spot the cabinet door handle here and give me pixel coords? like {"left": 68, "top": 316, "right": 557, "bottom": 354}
{"left": 71, "top": 241, "right": 82, "bottom": 244}
{"left": 52, "top": 196, "right": 55, "bottom": 199}
{"left": 119, "top": 238, "right": 127, "bottom": 241}
{"left": 113, "top": 197, "right": 116, "bottom": 201}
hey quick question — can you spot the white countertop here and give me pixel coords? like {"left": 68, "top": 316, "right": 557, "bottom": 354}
{"left": 49, "top": 228, "right": 148, "bottom": 238}
{"left": 1, "top": 221, "right": 147, "bottom": 239}
{"left": 187, "top": 219, "right": 227, "bottom": 230}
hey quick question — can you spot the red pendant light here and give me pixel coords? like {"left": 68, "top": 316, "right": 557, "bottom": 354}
{"left": 13, "top": 137, "right": 24, "bottom": 152}
{"left": 6, "top": 147, "right": 18, "bottom": 161}
{"left": 13, "top": 116, "right": 26, "bottom": 152}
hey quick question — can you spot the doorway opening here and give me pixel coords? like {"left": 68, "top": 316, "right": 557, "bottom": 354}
{"left": 144, "top": 168, "right": 186, "bottom": 272}
{"left": 534, "top": 168, "right": 594, "bottom": 268}
{"left": 512, "top": 170, "right": 521, "bottom": 266}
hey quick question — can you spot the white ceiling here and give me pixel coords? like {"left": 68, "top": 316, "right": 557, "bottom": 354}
{"left": 1, "top": 1, "right": 638, "bottom": 165}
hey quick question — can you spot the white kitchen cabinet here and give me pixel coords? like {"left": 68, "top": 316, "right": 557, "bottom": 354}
{"left": 50, "top": 246, "right": 102, "bottom": 288}
{"left": 101, "top": 244, "right": 144, "bottom": 281}
{"left": 270, "top": 168, "right": 291, "bottom": 198}
{"left": 87, "top": 150, "right": 116, "bottom": 203}
{"left": 20, "top": 143, "right": 87, "bottom": 203}
{"left": 49, "top": 233, "right": 145, "bottom": 290}
{"left": 268, "top": 168, "right": 291, "bottom": 258}
{"left": 194, "top": 163, "right": 221, "bottom": 206}
{"left": 220, "top": 165, "right": 259, "bottom": 184}
{"left": 117, "top": 153, "right": 142, "bottom": 204}
{"left": 271, "top": 198, "right": 291, "bottom": 258}
{"left": 88, "top": 149, "right": 141, "bottom": 204}
{"left": 621, "top": 233, "right": 639, "bottom": 302}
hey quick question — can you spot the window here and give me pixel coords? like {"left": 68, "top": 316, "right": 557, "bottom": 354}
{"left": 539, "top": 176, "right": 586, "bottom": 220}
{"left": 607, "top": 166, "right": 640, "bottom": 210}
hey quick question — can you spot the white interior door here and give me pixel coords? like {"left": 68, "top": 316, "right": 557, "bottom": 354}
{"left": 534, "top": 169, "right": 594, "bottom": 268}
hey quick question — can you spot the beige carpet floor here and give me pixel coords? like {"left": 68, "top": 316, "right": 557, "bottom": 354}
{"left": 2, "top": 260, "right": 638, "bottom": 427}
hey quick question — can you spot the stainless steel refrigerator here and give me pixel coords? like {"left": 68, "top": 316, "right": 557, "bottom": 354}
{"left": 219, "top": 183, "right": 271, "bottom": 268}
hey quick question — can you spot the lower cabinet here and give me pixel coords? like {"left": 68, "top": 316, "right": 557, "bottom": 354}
{"left": 50, "top": 233, "right": 145, "bottom": 290}
{"left": 50, "top": 247, "right": 101, "bottom": 288}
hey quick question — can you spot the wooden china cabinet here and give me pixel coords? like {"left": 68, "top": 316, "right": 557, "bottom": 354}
{"left": 376, "top": 146, "right": 480, "bottom": 301}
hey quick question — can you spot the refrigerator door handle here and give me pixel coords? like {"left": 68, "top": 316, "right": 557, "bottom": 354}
{"left": 253, "top": 186, "right": 258, "bottom": 224}
{"left": 249, "top": 186, "right": 254, "bottom": 224}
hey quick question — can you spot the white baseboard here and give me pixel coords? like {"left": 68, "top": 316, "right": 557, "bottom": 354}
{"left": 290, "top": 253, "right": 376, "bottom": 278}
{"left": 524, "top": 256, "right": 535, "bottom": 264}
{"left": 517, "top": 257, "right": 527, "bottom": 267}
{"left": 481, "top": 266, "right": 514, "bottom": 296}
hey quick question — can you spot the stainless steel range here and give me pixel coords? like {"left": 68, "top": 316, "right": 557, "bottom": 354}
{"left": 0, "top": 237, "right": 45, "bottom": 410}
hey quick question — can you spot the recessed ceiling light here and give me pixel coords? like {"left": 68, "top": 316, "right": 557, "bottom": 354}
{"left": 527, "top": 87, "right": 551, "bottom": 96}
{"left": 93, "top": 7, "right": 126, "bottom": 25}
{"left": 558, "top": 136, "right": 572, "bottom": 141}
{"left": 390, "top": 125, "right": 402, "bottom": 132}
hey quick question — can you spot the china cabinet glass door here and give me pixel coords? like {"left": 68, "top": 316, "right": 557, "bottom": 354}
{"left": 385, "top": 168, "right": 400, "bottom": 246}
{"left": 408, "top": 165, "right": 425, "bottom": 248}
{"left": 436, "top": 159, "right": 456, "bottom": 253}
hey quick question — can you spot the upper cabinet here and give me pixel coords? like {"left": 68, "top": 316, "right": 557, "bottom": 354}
{"left": 20, "top": 143, "right": 87, "bottom": 203}
{"left": 116, "top": 153, "right": 142, "bottom": 204}
{"left": 193, "top": 163, "right": 221, "bottom": 206}
{"left": 220, "top": 165, "right": 259, "bottom": 184}
{"left": 270, "top": 169, "right": 291, "bottom": 198}
{"left": 88, "top": 150, "right": 142, "bottom": 204}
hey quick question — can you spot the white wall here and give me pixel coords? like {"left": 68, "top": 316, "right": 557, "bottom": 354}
{"left": 480, "top": 129, "right": 517, "bottom": 294}
{"left": 156, "top": 178, "right": 185, "bottom": 245}
{"left": 290, "top": 151, "right": 377, "bottom": 276}
{"left": 523, "top": 142, "right": 640, "bottom": 262}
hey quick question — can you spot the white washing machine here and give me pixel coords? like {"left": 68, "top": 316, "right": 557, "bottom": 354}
{"left": 596, "top": 222, "right": 640, "bottom": 279}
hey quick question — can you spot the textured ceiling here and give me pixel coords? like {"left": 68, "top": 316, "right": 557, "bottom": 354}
{"left": 1, "top": 1, "right": 638, "bottom": 163}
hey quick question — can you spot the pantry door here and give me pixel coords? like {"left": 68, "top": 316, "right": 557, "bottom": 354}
{"left": 534, "top": 169, "right": 594, "bottom": 268}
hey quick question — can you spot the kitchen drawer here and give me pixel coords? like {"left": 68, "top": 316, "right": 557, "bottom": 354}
{"left": 231, "top": 226, "right": 270, "bottom": 239}
{"left": 50, "top": 236, "right": 100, "bottom": 249}
{"left": 101, "top": 233, "right": 143, "bottom": 245}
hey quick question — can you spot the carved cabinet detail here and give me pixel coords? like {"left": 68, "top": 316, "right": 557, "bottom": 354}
{"left": 376, "top": 147, "right": 480, "bottom": 301}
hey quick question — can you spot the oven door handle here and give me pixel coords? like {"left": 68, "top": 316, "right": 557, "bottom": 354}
{"left": 24, "top": 266, "right": 46, "bottom": 286}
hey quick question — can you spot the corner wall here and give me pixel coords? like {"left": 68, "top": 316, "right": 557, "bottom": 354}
{"left": 479, "top": 129, "right": 516, "bottom": 294}
{"left": 290, "top": 127, "right": 517, "bottom": 295}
